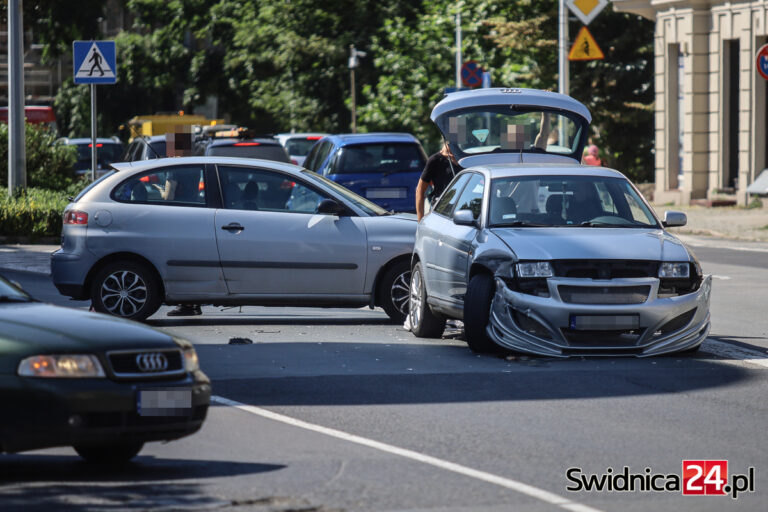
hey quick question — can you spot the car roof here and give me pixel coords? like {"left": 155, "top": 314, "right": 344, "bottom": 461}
{"left": 431, "top": 87, "right": 592, "bottom": 123}
{"left": 206, "top": 138, "right": 281, "bottom": 147}
{"left": 110, "top": 156, "right": 301, "bottom": 175}
{"left": 324, "top": 132, "right": 421, "bottom": 145}
{"left": 60, "top": 138, "right": 123, "bottom": 145}
{"left": 470, "top": 163, "right": 628, "bottom": 180}
{"left": 276, "top": 132, "right": 327, "bottom": 139}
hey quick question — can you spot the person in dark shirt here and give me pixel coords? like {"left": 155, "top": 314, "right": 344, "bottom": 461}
{"left": 416, "top": 140, "right": 462, "bottom": 220}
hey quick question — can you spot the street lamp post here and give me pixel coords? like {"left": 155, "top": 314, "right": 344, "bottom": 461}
{"left": 349, "top": 44, "right": 366, "bottom": 134}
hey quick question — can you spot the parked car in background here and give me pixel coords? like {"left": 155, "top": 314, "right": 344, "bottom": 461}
{"left": 275, "top": 133, "right": 327, "bottom": 166}
{"left": 195, "top": 137, "right": 290, "bottom": 162}
{"left": 303, "top": 133, "right": 427, "bottom": 213}
{"left": 51, "top": 157, "right": 416, "bottom": 323}
{"left": 0, "top": 274, "right": 210, "bottom": 463}
{"left": 123, "top": 135, "right": 167, "bottom": 161}
{"left": 409, "top": 88, "right": 711, "bottom": 357}
{"left": 56, "top": 137, "right": 124, "bottom": 177}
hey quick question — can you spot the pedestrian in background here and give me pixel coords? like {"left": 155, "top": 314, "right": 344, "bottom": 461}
{"left": 415, "top": 140, "right": 462, "bottom": 221}
{"left": 583, "top": 144, "right": 602, "bottom": 166}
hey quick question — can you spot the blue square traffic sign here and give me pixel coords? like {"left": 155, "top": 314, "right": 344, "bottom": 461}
{"left": 73, "top": 41, "right": 117, "bottom": 84}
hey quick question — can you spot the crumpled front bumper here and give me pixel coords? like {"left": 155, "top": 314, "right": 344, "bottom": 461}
{"left": 487, "top": 275, "right": 712, "bottom": 357}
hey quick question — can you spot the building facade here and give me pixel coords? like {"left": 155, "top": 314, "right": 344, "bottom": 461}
{"left": 615, "top": 0, "right": 768, "bottom": 205}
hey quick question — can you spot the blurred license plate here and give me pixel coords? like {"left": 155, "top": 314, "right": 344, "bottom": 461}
{"left": 569, "top": 315, "right": 639, "bottom": 331}
{"left": 137, "top": 389, "right": 192, "bottom": 416}
{"left": 366, "top": 187, "right": 408, "bottom": 199}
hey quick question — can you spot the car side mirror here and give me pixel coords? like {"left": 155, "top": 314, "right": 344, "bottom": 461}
{"left": 317, "top": 198, "right": 345, "bottom": 216}
{"left": 453, "top": 209, "right": 477, "bottom": 227}
{"left": 662, "top": 211, "right": 687, "bottom": 227}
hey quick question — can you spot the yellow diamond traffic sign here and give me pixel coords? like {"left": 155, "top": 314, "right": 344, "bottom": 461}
{"left": 568, "top": 26, "right": 605, "bottom": 61}
{"left": 566, "top": 0, "right": 608, "bottom": 25}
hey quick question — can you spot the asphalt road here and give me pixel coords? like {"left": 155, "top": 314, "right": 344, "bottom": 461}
{"left": 1, "top": 240, "right": 766, "bottom": 512}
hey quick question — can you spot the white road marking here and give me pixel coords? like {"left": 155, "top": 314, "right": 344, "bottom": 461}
{"left": 712, "top": 275, "right": 731, "bottom": 280}
{"left": 701, "top": 339, "right": 768, "bottom": 368}
{"left": 212, "top": 395, "right": 604, "bottom": 512}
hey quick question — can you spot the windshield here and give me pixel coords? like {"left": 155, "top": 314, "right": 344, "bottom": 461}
{"left": 329, "top": 143, "right": 425, "bottom": 175}
{"left": 0, "top": 275, "right": 31, "bottom": 300}
{"left": 286, "top": 138, "right": 318, "bottom": 156}
{"left": 435, "top": 106, "right": 586, "bottom": 161}
{"left": 488, "top": 175, "right": 659, "bottom": 228}
{"left": 74, "top": 142, "right": 124, "bottom": 170}
{"left": 301, "top": 170, "right": 389, "bottom": 216}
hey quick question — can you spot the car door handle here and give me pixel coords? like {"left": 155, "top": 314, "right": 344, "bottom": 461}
{"left": 221, "top": 223, "right": 244, "bottom": 232}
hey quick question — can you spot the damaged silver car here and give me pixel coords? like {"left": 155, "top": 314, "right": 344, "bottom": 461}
{"left": 409, "top": 89, "right": 711, "bottom": 357}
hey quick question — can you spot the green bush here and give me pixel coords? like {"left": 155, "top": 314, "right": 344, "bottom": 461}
{"left": 0, "top": 122, "right": 79, "bottom": 190}
{"left": 0, "top": 188, "right": 71, "bottom": 239}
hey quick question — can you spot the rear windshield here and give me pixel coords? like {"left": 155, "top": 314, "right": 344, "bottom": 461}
{"left": 74, "top": 143, "right": 124, "bottom": 170}
{"left": 208, "top": 144, "right": 290, "bottom": 162}
{"left": 330, "top": 143, "right": 425, "bottom": 175}
{"left": 148, "top": 141, "right": 166, "bottom": 159}
{"left": 285, "top": 138, "right": 318, "bottom": 156}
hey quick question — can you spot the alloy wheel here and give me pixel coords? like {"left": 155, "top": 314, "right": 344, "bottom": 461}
{"left": 100, "top": 270, "right": 148, "bottom": 317}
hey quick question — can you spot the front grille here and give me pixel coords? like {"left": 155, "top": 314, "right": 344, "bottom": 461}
{"left": 561, "top": 328, "right": 646, "bottom": 347}
{"left": 552, "top": 260, "right": 657, "bottom": 279}
{"left": 558, "top": 285, "right": 650, "bottom": 304}
{"left": 107, "top": 349, "right": 184, "bottom": 378}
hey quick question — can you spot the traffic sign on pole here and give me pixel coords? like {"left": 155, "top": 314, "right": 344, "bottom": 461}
{"left": 566, "top": 0, "right": 608, "bottom": 26}
{"left": 757, "top": 44, "right": 768, "bottom": 81}
{"left": 461, "top": 61, "right": 483, "bottom": 88}
{"left": 73, "top": 41, "right": 116, "bottom": 85}
{"left": 568, "top": 26, "right": 604, "bottom": 61}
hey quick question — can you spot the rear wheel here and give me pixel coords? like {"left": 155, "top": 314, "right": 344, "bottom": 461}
{"left": 90, "top": 260, "right": 162, "bottom": 321}
{"left": 463, "top": 273, "right": 499, "bottom": 353}
{"left": 409, "top": 262, "right": 445, "bottom": 338}
{"left": 378, "top": 260, "right": 411, "bottom": 323}
{"left": 74, "top": 441, "right": 144, "bottom": 464}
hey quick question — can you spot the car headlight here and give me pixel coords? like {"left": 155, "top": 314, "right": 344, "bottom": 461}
{"left": 658, "top": 262, "right": 690, "bottom": 278}
{"left": 18, "top": 355, "right": 105, "bottom": 378}
{"left": 183, "top": 348, "right": 199, "bottom": 372}
{"left": 516, "top": 261, "right": 554, "bottom": 278}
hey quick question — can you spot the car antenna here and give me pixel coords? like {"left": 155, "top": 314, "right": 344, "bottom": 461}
{"left": 138, "top": 136, "right": 163, "bottom": 159}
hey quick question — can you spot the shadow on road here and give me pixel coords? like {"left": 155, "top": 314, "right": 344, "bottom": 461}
{"left": 204, "top": 341, "right": 756, "bottom": 406}
{"left": 148, "top": 315, "right": 394, "bottom": 328}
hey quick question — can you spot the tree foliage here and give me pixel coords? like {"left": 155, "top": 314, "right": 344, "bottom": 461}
{"left": 0, "top": 123, "right": 78, "bottom": 190}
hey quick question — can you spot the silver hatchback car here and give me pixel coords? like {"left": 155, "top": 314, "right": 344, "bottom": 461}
{"left": 409, "top": 89, "right": 711, "bottom": 357}
{"left": 52, "top": 157, "right": 416, "bottom": 322}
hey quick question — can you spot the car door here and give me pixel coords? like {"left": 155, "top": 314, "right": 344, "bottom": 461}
{"left": 438, "top": 172, "right": 485, "bottom": 302}
{"left": 419, "top": 173, "right": 471, "bottom": 300}
{"left": 214, "top": 165, "right": 368, "bottom": 296}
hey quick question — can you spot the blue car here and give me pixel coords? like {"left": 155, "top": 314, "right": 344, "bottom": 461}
{"left": 304, "top": 133, "right": 427, "bottom": 213}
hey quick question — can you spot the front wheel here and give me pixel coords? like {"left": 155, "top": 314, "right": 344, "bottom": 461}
{"left": 74, "top": 441, "right": 144, "bottom": 464}
{"left": 90, "top": 260, "right": 162, "bottom": 321}
{"left": 409, "top": 262, "right": 445, "bottom": 338}
{"left": 378, "top": 260, "right": 411, "bottom": 323}
{"left": 463, "top": 273, "right": 499, "bottom": 353}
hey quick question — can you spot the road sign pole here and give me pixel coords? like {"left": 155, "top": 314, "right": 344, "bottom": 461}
{"left": 8, "top": 0, "right": 26, "bottom": 194}
{"left": 90, "top": 84, "right": 97, "bottom": 181}
{"left": 558, "top": 0, "right": 569, "bottom": 145}
{"left": 455, "top": 12, "right": 462, "bottom": 89}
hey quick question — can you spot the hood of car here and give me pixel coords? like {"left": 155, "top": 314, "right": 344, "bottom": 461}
{"left": 489, "top": 227, "right": 691, "bottom": 262}
{"left": 430, "top": 88, "right": 591, "bottom": 167}
{"left": 0, "top": 303, "right": 177, "bottom": 363}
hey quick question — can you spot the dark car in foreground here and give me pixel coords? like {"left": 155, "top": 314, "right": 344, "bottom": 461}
{"left": 0, "top": 275, "right": 210, "bottom": 462}
{"left": 304, "top": 133, "right": 427, "bottom": 213}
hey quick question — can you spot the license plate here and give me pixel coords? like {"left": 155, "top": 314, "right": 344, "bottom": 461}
{"left": 569, "top": 315, "right": 640, "bottom": 331}
{"left": 366, "top": 187, "right": 408, "bottom": 199}
{"left": 137, "top": 389, "right": 192, "bottom": 416}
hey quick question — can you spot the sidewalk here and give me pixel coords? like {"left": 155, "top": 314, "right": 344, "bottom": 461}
{"left": 0, "top": 205, "right": 767, "bottom": 277}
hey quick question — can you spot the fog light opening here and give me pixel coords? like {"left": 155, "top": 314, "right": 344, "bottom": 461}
{"left": 511, "top": 309, "right": 553, "bottom": 340}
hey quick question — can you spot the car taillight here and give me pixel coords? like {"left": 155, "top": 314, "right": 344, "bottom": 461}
{"left": 291, "top": 159, "right": 299, "bottom": 165}
{"left": 233, "top": 142, "right": 260, "bottom": 146}
{"left": 306, "top": 136, "right": 322, "bottom": 140}
{"left": 64, "top": 210, "right": 88, "bottom": 225}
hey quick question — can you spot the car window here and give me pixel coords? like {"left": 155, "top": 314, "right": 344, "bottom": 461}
{"left": 218, "top": 166, "right": 330, "bottom": 214}
{"left": 285, "top": 138, "right": 318, "bottom": 156}
{"left": 307, "top": 141, "right": 334, "bottom": 172}
{"left": 207, "top": 143, "right": 290, "bottom": 162}
{"left": 301, "top": 170, "right": 387, "bottom": 216}
{"left": 454, "top": 173, "right": 485, "bottom": 220}
{"left": 112, "top": 165, "right": 206, "bottom": 206}
{"left": 330, "top": 143, "right": 425, "bottom": 175}
{"left": 433, "top": 173, "right": 471, "bottom": 217}
{"left": 73, "top": 142, "right": 124, "bottom": 171}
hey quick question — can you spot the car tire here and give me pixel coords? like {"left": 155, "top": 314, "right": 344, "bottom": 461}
{"left": 409, "top": 262, "right": 445, "bottom": 338}
{"left": 378, "top": 260, "right": 411, "bottom": 323}
{"left": 74, "top": 441, "right": 144, "bottom": 464}
{"left": 464, "top": 272, "right": 499, "bottom": 353}
{"left": 91, "top": 260, "right": 162, "bottom": 321}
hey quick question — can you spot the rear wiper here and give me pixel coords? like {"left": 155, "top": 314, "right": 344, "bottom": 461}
{"left": 492, "top": 220, "right": 550, "bottom": 227}
{"left": 0, "top": 295, "right": 33, "bottom": 303}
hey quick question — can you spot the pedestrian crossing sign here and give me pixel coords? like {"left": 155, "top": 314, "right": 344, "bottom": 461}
{"left": 73, "top": 41, "right": 117, "bottom": 84}
{"left": 568, "top": 27, "right": 604, "bottom": 61}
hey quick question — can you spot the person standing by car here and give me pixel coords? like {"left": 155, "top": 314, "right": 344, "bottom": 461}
{"left": 415, "top": 140, "right": 462, "bottom": 221}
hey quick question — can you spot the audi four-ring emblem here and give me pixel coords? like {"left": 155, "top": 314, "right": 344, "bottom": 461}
{"left": 135, "top": 353, "right": 169, "bottom": 372}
